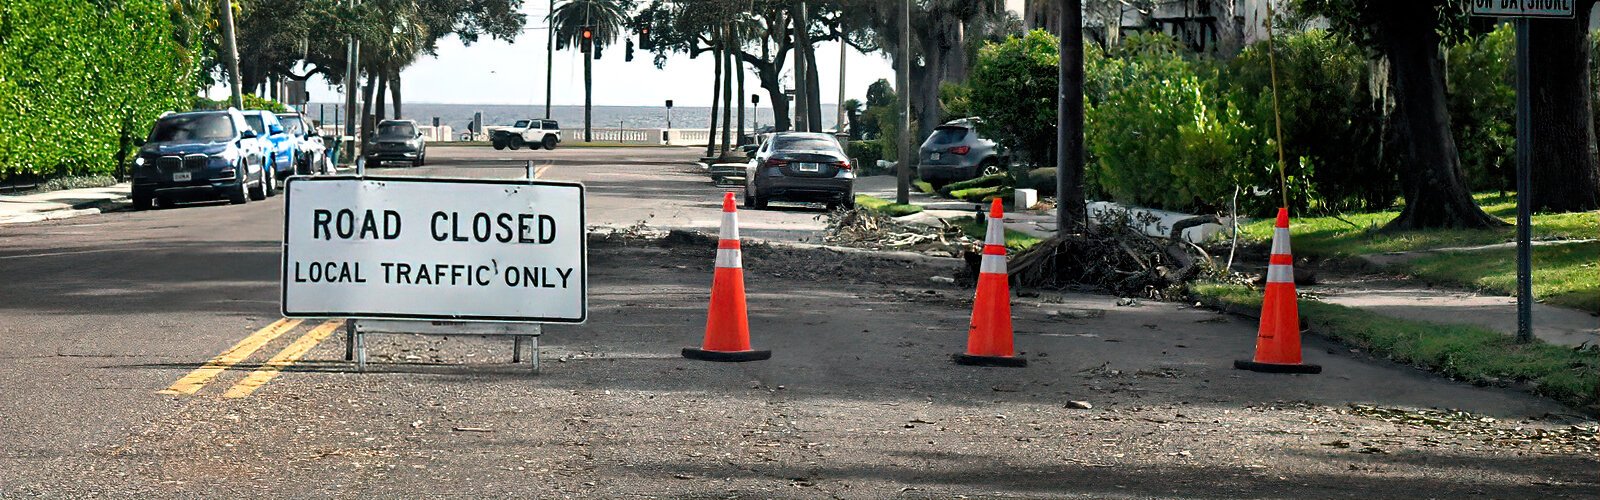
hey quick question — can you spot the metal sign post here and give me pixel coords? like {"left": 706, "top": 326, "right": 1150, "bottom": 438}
{"left": 284, "top": 160, "right": 586, "bottom": 372}
{"left": 1471, "top": 1, "right": 1574, "bottom": 343}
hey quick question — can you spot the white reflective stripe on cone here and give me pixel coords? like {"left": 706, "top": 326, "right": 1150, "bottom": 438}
{"left": 1266, "top": 263, "right": 1294, "bottom": 284}
{"left": 1271, "top": 228, "right": 1291, "bottom": 255}
{"left": 715, "top": 248, "right": 743, "bottom": 269}
{"left": 720, "top": 212, "right": 739, "bottom": 240}
{"left": 980, "top": 254, "right": 1007, "bottom": 275}
{"left": 985, "top": 217, "right": 1004, "bottom": 245}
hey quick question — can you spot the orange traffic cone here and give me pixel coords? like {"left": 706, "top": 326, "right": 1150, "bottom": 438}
{"left": 683, "top": 192, "right": 772, "bottom": 362}
{"left": 953, "top": 198, "right": 1026, "bottom": 368}
{"left": 1234, "top": 208, "right": 1321, "bottom": 374}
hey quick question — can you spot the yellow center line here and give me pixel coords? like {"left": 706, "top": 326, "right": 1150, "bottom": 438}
{"left": 223, "top": 320, "right": 344, "bottom": 399}
{"left": 535, "top": 164, "right": 552, "bottom": 178}
{"left": 157, "top": 318, "right": 304, "bottom": 396}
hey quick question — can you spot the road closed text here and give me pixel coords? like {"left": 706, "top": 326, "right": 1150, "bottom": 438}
{"left": 282, "top": 178, "right": 587, "bottom": 322}
{"left": 309, "top": 209, "right": 558, "bottom": 245}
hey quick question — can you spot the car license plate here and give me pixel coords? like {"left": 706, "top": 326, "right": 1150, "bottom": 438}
{"left": 797, "top": 163, "right": 820, "bottom": 172}
{"left": 172, "top": 172, "right": 192, "bottom": 182}
{"left": 931, "top": 153, "right": 942, "bottom": 161}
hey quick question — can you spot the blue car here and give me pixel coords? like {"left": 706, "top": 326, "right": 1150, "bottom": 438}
{"left": 132, "top": 109, "right": 271, "bottom": 209}
{"left": 240, "top": 109, "right": 296, "bottom": 191}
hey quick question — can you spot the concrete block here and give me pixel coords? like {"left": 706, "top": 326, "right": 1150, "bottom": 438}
{"left": 1014, "top": 189, "right": 1038, "bottom": 210}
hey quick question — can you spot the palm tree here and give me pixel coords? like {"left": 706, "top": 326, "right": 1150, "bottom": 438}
{"left": 551, "top": 0, "right": 631, "bottom": 142}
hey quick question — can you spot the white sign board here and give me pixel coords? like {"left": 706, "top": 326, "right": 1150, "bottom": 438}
{"left": 1470, "top": 0, "right": 1574, "bottom": 17}
{"left": 281, "top": 176, "right": 586, "bottom": 323}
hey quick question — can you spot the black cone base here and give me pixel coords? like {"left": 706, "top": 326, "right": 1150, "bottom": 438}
{"left": 1234, "top": 359, "right": 1322, "bottom": 374}
{"left": 952, "top": 353, "right": 1028, "bottom": 368}
{"left": 682, "top": 347, "right": 772, "bottom": 362}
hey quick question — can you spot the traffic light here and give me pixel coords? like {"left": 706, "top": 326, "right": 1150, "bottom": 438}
{"left": 593, "top": 42, "right": 603, "bottom": 59}
{"left": 581, "top": 26, "right": 593, "bottom": 40}
{"left": 625, "top": 38, "right": 635, "bottom": 62}
{"left": 639, "top": 26, "right": 653, "bottom": 50}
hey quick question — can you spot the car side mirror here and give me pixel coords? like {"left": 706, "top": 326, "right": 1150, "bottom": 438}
{"left": 240, "top": 129, "right": 258, "bottom": 139}
{"left": 269, "top": 125, "right": 284, "bottom": 135}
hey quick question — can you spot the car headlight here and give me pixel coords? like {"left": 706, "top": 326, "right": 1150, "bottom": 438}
{"left": 134, "top": 157, "right": 145, "bottom": 167}
{"left": 213, "top": 148, "right": 240, "bottom": 162}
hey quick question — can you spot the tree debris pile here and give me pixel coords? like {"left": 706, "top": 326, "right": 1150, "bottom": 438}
{"left": 1005, "top": 210, "right": 1210, "bottom": 299}
{"left": 819, "top": 208, "right": 976, "bottom": 256}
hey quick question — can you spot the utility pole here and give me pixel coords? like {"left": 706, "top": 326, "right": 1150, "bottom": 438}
{"left": 545, "top": 0, "right": 554, "bottom": 120}
{"left": 895, "top": 0, "right": 911, "bottom": 205}
{"left": 1057, "top": 0, "right": 1086, "bottom": 231}
{"left": 836, "top": 38, "right": 847, "bottom": 134}
{"left": 218, "top": 0, "right": 243, "bottom": 109}
{"left": 344, "top": 0, "right": 360, "bottom": 140}
{"left": 793, "top": 2, "right": 810, "bottom": 132}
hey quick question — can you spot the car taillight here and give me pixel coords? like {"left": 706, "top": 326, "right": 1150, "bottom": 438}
{"left": 835, "top": 160, "right": 851, "bottom": 170}
{"left": 949, "top": 145, "right": 971, "bottom": 155}
{"left": 765, "top": 159, "right": 789, "bottom": 168}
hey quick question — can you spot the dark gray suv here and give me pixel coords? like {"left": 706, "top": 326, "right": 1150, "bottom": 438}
{"left": 364, "top": 120, "right": 427, "bottom": 167}
{"left": 916, "top": 118, "right": 1008, "bottom": 187}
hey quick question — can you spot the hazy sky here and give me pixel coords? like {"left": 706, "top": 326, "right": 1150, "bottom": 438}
{"left": 211, "top": 1, "right": 1029, "bottom": 107}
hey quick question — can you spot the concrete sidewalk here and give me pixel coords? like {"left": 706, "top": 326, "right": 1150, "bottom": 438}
{"left": 0, "top": 183, "right": 130, "bottom": 224}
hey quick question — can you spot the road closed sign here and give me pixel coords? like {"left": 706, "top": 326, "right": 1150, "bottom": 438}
{"left": 1470, "top": 0, "right": 1574, "bottom": 17}
{"left": 281, "top": 176, "right": 586, "bottom": 323}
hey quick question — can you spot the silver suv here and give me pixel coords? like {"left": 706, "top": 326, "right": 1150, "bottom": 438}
{"left": 916, "top": 118, "right": 1008, "bottom": 188}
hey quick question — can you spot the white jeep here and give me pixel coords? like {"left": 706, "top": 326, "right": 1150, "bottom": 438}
{"left": 488, "top": 119, "right": 561, "bottom": 150}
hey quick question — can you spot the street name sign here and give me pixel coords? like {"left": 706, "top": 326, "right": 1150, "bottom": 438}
{"left": 281, "top": 176, "right": 586, "bottom": 323}
{"left": 1470, "top": 0, "right": 1575, "bottom": 18}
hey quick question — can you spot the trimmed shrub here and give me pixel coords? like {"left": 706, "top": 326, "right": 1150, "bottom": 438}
{"left": 0, "top": 0, "right": 205, "bottom": 183}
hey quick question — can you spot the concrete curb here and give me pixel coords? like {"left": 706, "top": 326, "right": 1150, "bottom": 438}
{"left": 0, "top": 196, "right": 129, "bottom": 225}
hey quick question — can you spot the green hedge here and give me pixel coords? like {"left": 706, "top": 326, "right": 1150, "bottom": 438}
{"left": 0, "top": 0, "right": 204, "bottom": 183}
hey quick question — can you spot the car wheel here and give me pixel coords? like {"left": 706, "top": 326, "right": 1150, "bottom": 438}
{"left": 246, "top": 165, "right": 266, "bottom": 201}
{"left": 752, "top": 192, "right": 768, "bottom": 209}
{"left": 263, "top": 161, "right": 278, "bottom": 197}
{"left": 979, "top": 159, "right": 1003, "bottom": 177}
{"left": 542, "top": 135, "right": 557, "bottom": 150}
{"left": 508, "top": 140, "right": 521, "bottom": 151}
{"left": 492, "top": 140, "right": 506, "bottom": 150}
{"left": 132, "top": 192, "right": 153, "bottom": 211}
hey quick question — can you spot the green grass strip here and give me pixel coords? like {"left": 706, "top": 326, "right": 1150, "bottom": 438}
{"left": 1191, "top": 282, "right": 1600, "bottom": 412}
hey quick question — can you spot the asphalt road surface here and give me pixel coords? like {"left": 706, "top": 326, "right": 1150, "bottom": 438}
{"left": 0, "top": 146, "right": 1593, "bottom": 498}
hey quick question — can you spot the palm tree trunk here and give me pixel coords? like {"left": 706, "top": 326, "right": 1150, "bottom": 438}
{"left": 584, "top": 45, "right": 593, "bottom": 142}
{"left": 360, "top": 71, "right": 375, "bottom": 140}
{"left": 721, "top": 25, "right": 734, "bottom": 154}
{"left": 737, "top": 49, "right": 746, "bottom": 142}
{"left": 375, "top": 70, "right": 388, "bottom": 122}
{"left": 707, "top": 42, "right": 723, "bottom": 157}
{"left": 803, "top": 39, "right": 823, "bottom": 131}
{"left": 389, "top": 68, "right": 402, "bottom": 119}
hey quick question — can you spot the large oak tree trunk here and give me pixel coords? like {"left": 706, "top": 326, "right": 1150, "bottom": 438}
{"left": 1380, "top": 2, "right": 1504, "bottom": 230}
{"left": 1527, "top": 4, "right": 1600, "bottom": 213}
